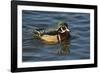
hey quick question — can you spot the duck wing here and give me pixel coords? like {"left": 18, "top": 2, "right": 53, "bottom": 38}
{"left": 45, "top": 30, "right": 57, "bottom": 35}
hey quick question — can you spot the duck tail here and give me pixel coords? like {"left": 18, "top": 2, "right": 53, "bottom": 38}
{"left": 34, "top": 30, "right": 42, "bottom": 37}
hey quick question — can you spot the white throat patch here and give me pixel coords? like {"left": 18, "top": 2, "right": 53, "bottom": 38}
{"left": 60, "top": 27, "right": 70, "bottom": 33}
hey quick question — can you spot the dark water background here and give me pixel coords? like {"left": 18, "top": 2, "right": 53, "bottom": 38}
{"left": 22, "top": 10, "right": 90, "bottom": 62}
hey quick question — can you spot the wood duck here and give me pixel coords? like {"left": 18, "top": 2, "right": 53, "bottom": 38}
{"left": 33, "top": 22, "right": 70, "bottom": 54}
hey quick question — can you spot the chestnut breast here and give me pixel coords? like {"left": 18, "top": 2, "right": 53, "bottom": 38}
{"left": 58, "top": 31, "right": 70, "bottom": 42}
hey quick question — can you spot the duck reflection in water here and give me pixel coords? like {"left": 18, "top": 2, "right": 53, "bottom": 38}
{"left": 33, "top": 21, "right": 71, "bottom": 55}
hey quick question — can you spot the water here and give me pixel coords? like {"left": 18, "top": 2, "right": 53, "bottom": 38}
{"left": 22, "top": 10, "right": 90, "bottom": 62}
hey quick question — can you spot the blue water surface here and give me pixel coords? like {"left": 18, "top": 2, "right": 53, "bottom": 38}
{"left": 22, "top": 10, "right": 90, "bottom": 62}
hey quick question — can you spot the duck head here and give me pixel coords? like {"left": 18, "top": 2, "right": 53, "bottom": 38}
{"left": 57, "top": 22, "right": 70, "bottom": 34}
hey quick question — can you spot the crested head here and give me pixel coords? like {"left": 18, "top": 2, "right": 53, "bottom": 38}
{"left": 57, "top": 22, "right": 70, "bottom": 33}
{"left": 58, "top": 21, "right": 69, "bottom": 28}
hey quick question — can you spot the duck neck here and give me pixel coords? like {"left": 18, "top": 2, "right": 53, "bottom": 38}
{"left": 57, "top": 34, "right": 61, "bottom": 43}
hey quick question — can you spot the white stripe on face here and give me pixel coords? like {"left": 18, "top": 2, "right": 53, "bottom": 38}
{"left": 60, "top": 27, "right": 70, "bottom": 33}
{"left": 61, "top": 27, "right": 65, "bottom": 33}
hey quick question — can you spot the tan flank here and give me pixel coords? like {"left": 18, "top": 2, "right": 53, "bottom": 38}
{"left": 40, "top": 35, "right": 58, "bottom": 44}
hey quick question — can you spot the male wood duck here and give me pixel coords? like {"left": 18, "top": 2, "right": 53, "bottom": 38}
{"left": 33, "top": 21, "right": 71, "bottom": 54}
